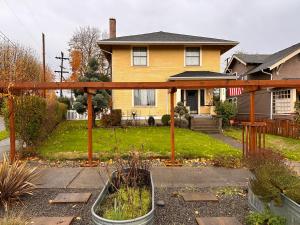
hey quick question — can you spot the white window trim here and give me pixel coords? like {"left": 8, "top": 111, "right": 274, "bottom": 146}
{"left": 184, "top": 46, "right": 202, "bottom": 67}
{"left": 131, "top": 46, "right": 149, "bottom": 67}
{"left": 131, "top": 89, "right": 157, "bottom": 107}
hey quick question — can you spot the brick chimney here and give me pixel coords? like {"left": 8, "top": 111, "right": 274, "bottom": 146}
{"left": 109, "top": 18, "right": 116, "bottom": 39}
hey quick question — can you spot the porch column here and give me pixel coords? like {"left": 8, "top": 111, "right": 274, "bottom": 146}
{"left": 8, "top": 95, "right": 16, "bottom": 163}
{"left": 170, "top": 88, "right": 177, "bottom": 164}
{"left": 220, "top": 88, "right": 226, "bottom": 102}
{"left": 176, "top": 89, "right": 181, "bottom": 103}
{"left": 87, "top": 92, "right": 93, "bottom": 165}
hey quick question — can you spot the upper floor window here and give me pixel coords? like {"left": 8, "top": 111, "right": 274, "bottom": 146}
{"left": 132, "top": 47, "right": 147, "bottom": 66}
{"left": 185, "top": 47, "right": 200, "bottom": 66}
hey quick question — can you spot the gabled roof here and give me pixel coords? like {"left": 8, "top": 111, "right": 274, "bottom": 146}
{"left": 98, "top": 31, "right": 238, "bottom": 54}
{"left": 234, "top": 54, "right": 270, "bottom": 64}
{"left": 169, "top": 71, "right": 236, "bottom": 80}
{"left": 225, "top": 42, "right": 300, "bottom": 75}
{"left": 248, "top": 42, "right": 300, "bottom": 74}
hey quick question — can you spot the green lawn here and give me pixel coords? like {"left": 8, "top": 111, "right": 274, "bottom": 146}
{"left": 224, "top": 128, "right": 300, "bottom": 161}
{"left": 0, "top": 130, "right": 8, "bottom": 141}
{"left": 37, "top": 121, "right": 241, "bottom": 160}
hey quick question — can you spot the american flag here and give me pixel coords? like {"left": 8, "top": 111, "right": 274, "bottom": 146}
{"left": 228, "top": 88, "right": 243, "bottom": 96}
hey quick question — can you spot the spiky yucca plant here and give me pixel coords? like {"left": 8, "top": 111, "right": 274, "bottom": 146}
{"left": 0, "top": 154, "right": 37, "bottom": 211}
{"left": 0, "top": 213, "right": 28, "bottom": 225}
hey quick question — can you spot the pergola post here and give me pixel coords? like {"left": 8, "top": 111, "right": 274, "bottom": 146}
{"left": 8, "top": 95, "right": 16, "bottom": 163}
{"left": 249, "top": 91, "right": 256, "bottom": 153}
{"left": 87, "top": 92, "right": 93, "bottom": 165}
{"left": 170, "top": 88, "right": 177, "bottom": 164}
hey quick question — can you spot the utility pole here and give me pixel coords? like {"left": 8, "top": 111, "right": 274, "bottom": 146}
{"left": 42, "top": 33, "right": 46, "bottom": 98}
{"left": 54, "top": 51, "right": 69, "bottom": 97}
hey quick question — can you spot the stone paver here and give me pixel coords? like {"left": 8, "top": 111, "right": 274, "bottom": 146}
{"left": 35, "top": 168, "right": 83, "bottom": 188}
{"left": 30, "top": 217, "right": 74, "bottom": 225}
{"left": 180, "top": 192, "right": 218, "bottom": 202}
{"left": 291, "top": 161, "right": 300, "bottom": 176}
{"left": 34, "top": 166, "right": 250, "bottom": 189}
{"left": 50, "top": 193, "right": 91, "bottom": 203}
{"left": 67, "top": 168, "right": 107, "bottom": 189}
{"left": 196, "top": 217, "right": 241, "bottom": 225}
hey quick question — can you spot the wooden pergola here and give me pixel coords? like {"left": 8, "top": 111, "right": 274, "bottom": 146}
{"left": 2, "top": 80, "right": 300, "bottom": 165}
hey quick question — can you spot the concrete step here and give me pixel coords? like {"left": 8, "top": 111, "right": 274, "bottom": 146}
{"left": 192, "top": 128, "right": 220, "bottom": 134}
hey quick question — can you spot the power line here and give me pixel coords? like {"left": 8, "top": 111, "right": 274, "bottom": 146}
{"left": 54, "top": 52, "right": 69, "bottom": 97}
{"left": 2, "top": 0, "right": 41, "bottom": 50}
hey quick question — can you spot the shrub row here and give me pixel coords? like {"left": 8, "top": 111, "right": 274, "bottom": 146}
{"left": 2, "top": 95, "right": 67, "bottom": 147}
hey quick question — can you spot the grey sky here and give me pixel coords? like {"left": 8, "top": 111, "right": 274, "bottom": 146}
{"left": 1, "top": 0, "right": 299, "bottom": 79}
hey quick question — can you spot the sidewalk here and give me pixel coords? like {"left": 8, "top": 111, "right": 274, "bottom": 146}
{"left": 34, "top": 166, "right": 251, "bottom": 189}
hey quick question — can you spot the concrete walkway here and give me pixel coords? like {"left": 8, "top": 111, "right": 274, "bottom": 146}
{"left": 209, "top": 133, "right": 243, "bottom": 150}
{"left": 34, "top": 166, "right": 250, "bottom": 189}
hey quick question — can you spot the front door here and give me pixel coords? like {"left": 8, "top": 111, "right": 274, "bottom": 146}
{"left": 186, "top": 90, "right": 198, "bottom": 114}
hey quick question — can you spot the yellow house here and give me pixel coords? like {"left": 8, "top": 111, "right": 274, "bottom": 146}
{"left": 98, "top": 19, "right": 238, "bottom": 121}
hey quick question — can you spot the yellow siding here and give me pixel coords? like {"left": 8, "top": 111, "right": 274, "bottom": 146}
{"left": 112, "top": 45, "right": 221, "bottom": 117}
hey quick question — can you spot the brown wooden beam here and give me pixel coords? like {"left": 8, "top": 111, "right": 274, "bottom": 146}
{"left": 8, "top": 96, "right": 16, "bottom": 163}
{"left": 2, "top": 80, "right": 300, "bottom": 90}
{"left": 87, "top": 93, "right": 93, "bottom": 166}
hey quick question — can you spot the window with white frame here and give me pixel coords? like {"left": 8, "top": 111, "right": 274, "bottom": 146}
{"left": 134, "top": 89, "right": 155, "bottom": 106}
{"left": 132, "top": 47, "right": 147, "bottom": 66}
{"left": 272, "top": 89, "right": 291, "bottom": 114}
{"left": 185, "top": 47, "right": 200, "bottom": 66}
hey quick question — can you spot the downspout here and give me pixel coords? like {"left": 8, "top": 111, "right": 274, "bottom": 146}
{"left": 261, "top": 69, "right": 273, "bottom": 119}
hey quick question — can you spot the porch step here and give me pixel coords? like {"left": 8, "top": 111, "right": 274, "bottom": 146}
{"left": 192, "top": 128, "right": 220, "bottom": 134}
{"left": 191, "top": 117, "right": 220, "bottom": 133}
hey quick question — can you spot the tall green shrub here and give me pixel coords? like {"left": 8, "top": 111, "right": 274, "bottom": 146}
{"left": 214, "top": 101, "right": 237, "bottom": 126}
{"left": 3, "top": 96, "right": 46, "bottom": 147}
{"left": 2, "top": 96, "right": 67, "bottom": 147}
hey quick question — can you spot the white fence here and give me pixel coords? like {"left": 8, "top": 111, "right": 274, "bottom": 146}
{"left": 66, "top": 110, "right": 104, "bottom": 120}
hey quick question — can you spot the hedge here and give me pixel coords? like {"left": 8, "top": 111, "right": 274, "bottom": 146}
{"left": 2, "top": 95, "right": 67, "bottom": 147}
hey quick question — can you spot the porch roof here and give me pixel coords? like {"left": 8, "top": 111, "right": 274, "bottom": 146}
{"left": 169, "top": 71, "right": 237, "bottom": 81}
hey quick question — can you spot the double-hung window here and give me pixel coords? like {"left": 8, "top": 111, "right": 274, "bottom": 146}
{"left": 132, "top": 47, "right": 147, "bottom": 66}
{"left": 185, "top": 47, "right": 200, "bottom": 66}
{"left": 134, "top": 89, "right": 155, "bottom": 106}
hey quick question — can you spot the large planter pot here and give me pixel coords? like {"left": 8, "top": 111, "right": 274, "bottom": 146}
{"left": 248, "top": 186, "right": 300, "bottom": 225}
{"left": 91, "top": 169, "right": 154, "bottom": 225}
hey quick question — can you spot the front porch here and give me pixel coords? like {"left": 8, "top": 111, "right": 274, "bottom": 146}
{"left": 170, "top": 70, "right": 236, "bottom": 116}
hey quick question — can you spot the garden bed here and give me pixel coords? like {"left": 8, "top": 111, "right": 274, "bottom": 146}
{"left": 0, "top": 186, "right": 249, "bottom": 225}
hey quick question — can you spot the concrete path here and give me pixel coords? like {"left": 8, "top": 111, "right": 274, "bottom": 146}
{"left": 34, "top": 166, "right": 250, "bottom": 189}
{"left": 209, "top": 133, "right": 243, "bottom": 150}
{"left": 0, "top": 138, "right": 10, "bottom": 160}
{"left": 0, "top": 117, "right": 5, "bottom": 131}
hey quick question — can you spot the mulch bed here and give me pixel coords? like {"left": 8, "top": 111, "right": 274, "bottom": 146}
{"left": 0, "top": 187, "right": 249, "bottom": 225}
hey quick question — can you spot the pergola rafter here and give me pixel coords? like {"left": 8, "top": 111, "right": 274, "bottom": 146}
{"left": 2, "top": 80, "right": 300, "bottom": 165}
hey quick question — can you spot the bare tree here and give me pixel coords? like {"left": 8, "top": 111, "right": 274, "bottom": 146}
{"left": 0, "top": 43, "right": 43, "bottom": 82}
{"left": 68, "top": 26, "right": 110, "bottom": 78}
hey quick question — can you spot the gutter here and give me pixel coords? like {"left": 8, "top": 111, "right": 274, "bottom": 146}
{"left": 261, "top": 69, "right": 272, "bottom": 80}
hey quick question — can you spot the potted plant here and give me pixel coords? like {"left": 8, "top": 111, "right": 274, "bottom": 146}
{"left": 91, "top": 152, "right": 154, "bottom": 225}
{"left": 246, "top": 151, "right": 300, "bottom": 225}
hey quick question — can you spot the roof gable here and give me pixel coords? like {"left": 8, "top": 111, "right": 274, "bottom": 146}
{"left": 248, "top": 42, "right": 300, "bottom": 74}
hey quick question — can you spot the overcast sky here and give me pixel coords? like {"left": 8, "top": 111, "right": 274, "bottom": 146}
{"left": 1, "top": 0, "right": 299, "bottom": 80}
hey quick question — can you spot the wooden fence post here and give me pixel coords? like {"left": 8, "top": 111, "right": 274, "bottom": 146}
{"left": 170, "top": 88, "right": 176, "bottom": 164}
